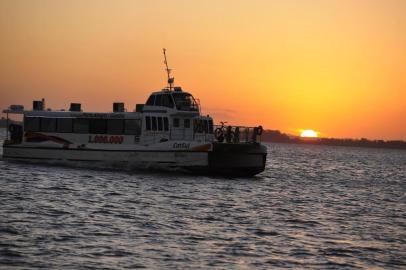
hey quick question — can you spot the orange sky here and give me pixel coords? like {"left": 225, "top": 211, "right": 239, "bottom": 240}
{"left": 1, "top": 0, "right": 405, "bottom": 140}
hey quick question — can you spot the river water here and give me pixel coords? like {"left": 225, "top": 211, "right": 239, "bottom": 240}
{"left": 0, "top": 129, "right": 405, "bottom": 269}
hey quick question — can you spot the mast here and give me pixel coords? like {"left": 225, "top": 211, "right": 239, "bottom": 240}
{"left": 163, "top": 48, "right": 174, "bottom": 90}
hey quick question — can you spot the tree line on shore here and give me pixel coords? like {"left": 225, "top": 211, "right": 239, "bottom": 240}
{"left": 261, "top": 130, "right": 406, "bottom": 150}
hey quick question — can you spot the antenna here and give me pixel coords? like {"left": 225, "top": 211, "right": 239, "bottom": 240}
{"left": 163, "top": 48, "right": 174, "bottom": 90}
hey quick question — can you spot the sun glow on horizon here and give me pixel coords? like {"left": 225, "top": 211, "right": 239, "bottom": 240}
{"left": 0, "top": 1, "right": 405, "bottom": 140}
{"left": 300, "top": 129, "right": 319, "bottom": 138}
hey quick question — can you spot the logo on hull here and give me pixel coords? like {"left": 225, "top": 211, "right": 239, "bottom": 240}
{"left": 173, "top": 142, "right": 190, "bottom": 149}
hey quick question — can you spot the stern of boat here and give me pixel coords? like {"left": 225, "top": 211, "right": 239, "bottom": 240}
{"left": 207, "top": 142, "right": 267, "bottom": 176}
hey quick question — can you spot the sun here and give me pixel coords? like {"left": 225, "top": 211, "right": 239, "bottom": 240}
{"left": 300, "top": 129, "right": 318, "bottom": 138}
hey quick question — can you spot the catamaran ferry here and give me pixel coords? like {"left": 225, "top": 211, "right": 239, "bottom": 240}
{"left": 2, "top": 51, "right": 267, "bottom": 176}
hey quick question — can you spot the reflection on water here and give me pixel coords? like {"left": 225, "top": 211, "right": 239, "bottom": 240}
{"left": 0, "top": 129, "right": 405, "bottom": 269}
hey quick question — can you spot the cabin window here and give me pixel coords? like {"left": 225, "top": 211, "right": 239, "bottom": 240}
{"left": 196, "top": 120, "right": 203, "bottom": 133}
{"left": 184, "top": 119, "right": 190, "bottom": 128}
{"left": 73, "top": 118, "right": 89, "bottom": 133}
{"left": 164, "top": 117, "right": 169, "bottom": 131}
{"left": 173, "top": 118, "right": 179, "bottom": 128}
{"left": 162, "top": 94, "right": 174, "bottom": 108}
{"left": 155, "top": 95, "right": 162, "bottom": 106}
{"left": 107, "top": 119, "right": 124, "bottom": 134}
{"left": 57, "top": 118, "right": 73, "bottom": 133}
{"left": 125, "top": 119, "right": 141, "bottom": 135}
{"left": 41, "top": 118, "right": 56, "bottom": 132}
{"left": 208, "top": 120, "right": 213, "bottom": 134}
{"left": 24, "top": 117, "right": 40, "bottom": 132}
{"left": 146, "top": 95, "right": 155, "bottom": 106}
{"left": 152, "top": 117, "right": 157, "bottom": 131}
{"left": 89, "top": 119, "right": 106, "bottom": 134}
{"left": 193, "top": 119, "right": 203, "bottom": 133}
{"left": 203, "top": 120, "right": 208, "bottom": 133}
{"left": 145, "top": 116, "right": 151, "bottom": 130}
{"left": 157, "top": 117, "right": 163, "bottom": 131}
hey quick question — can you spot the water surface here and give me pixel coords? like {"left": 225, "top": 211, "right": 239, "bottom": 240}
{"left": 0, "top": 129, "right": 405, "bottom": 269}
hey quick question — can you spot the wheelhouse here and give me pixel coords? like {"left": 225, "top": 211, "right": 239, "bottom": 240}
{"left": 143, "top": 87, "right": 200, "bottom": 113}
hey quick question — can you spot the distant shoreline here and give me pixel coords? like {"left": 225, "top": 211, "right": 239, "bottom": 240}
{"left": 261, "top": 130, "right": 406, "bottom": 150}
{"left": 0, "top": 119, "right": 20, "bottom": 128}
{"left": 0, "top": 125, "right": 404, "bottom": 150}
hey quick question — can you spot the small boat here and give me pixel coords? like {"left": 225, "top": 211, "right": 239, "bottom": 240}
{"left": 2, "top": 50, "right": 267, "bottom": 176}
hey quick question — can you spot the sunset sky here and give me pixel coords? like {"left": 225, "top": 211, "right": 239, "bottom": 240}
{"left": 1, "top": 0, "right": 405, "bottom": 139}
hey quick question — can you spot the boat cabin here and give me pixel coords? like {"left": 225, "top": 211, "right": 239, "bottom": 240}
{"left": 4, "top": 87, "right": 214, "bottom": 147}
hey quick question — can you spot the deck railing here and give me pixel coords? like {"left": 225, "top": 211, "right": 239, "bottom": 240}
{"left": 166, "top": 125, "right": 263, "bottom": 144}
{"left": 213, "top": 125, "right": 263, "bottom": 143}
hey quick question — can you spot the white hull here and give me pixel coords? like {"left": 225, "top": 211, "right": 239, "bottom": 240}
{"left": 3, "top": 146, "right": 208, "bottom": 166}
{"left": 3, "top": 143, "right": 267, "bottom": 176}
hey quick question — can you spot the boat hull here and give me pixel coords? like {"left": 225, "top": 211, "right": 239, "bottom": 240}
{"left": 206, "top": 142, "right": 267, "bottom": 176}
{"left": 2, "top": 143, "right": 267, "bottom": 176}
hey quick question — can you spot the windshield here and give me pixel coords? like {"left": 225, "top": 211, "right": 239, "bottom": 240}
{"left": 172, "top": 93, "right": 198, "bottom": 111}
